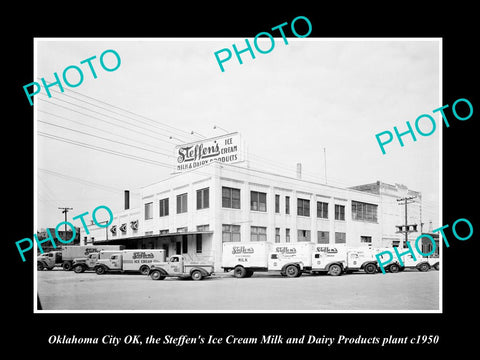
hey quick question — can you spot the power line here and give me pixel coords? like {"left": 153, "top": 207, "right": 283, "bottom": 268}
{"left": 39, "top": 99, "right": 180, "bottom": 147}
{"left": 38, "top": 132, "right": 174, "bottom": 169}
{"left": 39, "top": 94, "right": 188, "bottom": 143}
{"left": 38, "top": 109, "right": 175, "bottom": 156}
{"left": 38, "top": 168, "right": 136, "bottom": 194}
{"left": 39, "top": 81, "right": 194, "bottom": 140}
{"left": 38, "top": 119, "right": 174, "bottom": 158}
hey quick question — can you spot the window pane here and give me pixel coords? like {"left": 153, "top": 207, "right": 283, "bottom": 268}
{"left": 222, "top": 187, "right": 230, "bottom": 197}
{"left": 232, "top": 199, "right": 240, "bottom": 209}
{"left": 204, "top": 188, "right": 209, "bottom": 208}
{"left": 317, "top": 231, "right": 329, "bottom": 244}
{"left": 335, "top": 232, "right": 346, "bottom": 243}
{"left": 222, "top": 197, "right": 230, "bottom": 208}
{"left": 197, "top": 190, "right": 202, "bottom": 210}
{"left": 145, "top": 203, "right": 153, "bottom": 220}
{"left": 222, "top": 232, "right": 231, "bottom": 242}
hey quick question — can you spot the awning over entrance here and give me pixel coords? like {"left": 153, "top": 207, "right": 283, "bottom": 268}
{"left": 93, "top": 231, "right": 213, "bottom": 246}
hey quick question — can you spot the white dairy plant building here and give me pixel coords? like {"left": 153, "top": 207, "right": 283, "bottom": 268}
{"left": 86, "top": 132, "right": 429, "bottom": 271}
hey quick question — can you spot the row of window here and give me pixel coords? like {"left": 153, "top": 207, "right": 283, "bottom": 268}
{"left": 146, "top": 188, "right": 210, "bottom": 219}
{"left": 222, "top": 224, "right": 373, "bottom": 244}
{"left": 145, "top": 186, "right": 377, "bottom": 223}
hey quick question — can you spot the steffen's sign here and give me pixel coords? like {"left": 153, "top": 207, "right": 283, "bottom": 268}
{"left": 174, "top": 132, "right": 242, "bottom": 172}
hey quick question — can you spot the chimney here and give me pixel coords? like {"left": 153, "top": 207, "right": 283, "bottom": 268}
{"left": 124, "top": 190, "right": 130, "bottom": 210}
{"left": 296, "top": 163, "right": 302, "bottom": 179}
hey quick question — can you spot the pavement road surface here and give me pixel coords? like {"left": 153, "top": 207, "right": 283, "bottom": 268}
{"left": 37, "top": 269, "right": 439, "bottom": 311}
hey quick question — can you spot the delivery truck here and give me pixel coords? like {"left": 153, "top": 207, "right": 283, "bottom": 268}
{"left": 310, "top": 245, "right": 378, "bottom": 276}
{"left": 72, "top": 250, "right": 123, "bottom": 273}
{"left": 37, "top": 245, "right": 124, "bottom": 271}
{"left": 374, "top": 247, "right": 440, "bottom": 273}
{"left": 148, "top": 255, "right": 214, "bottom": 281}
{"left": 221, "top": 242, "right": 312, "bottom": 278}
{"left": 94, "top": 249, "right": 166, "bottom": 275}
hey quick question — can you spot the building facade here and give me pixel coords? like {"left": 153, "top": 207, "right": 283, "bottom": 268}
{"left": 86, "top": 162, "right": 426, "bottom": 271}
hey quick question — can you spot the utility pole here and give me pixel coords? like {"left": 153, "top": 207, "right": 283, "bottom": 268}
{"left": 58, "top": 207, "right": 73, "bottom": 242}
{"left": 396, "top": 196, "right": 416, "bottom": 248}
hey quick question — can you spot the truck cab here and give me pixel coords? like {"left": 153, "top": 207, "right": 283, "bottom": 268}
{"left": 95, "top": 253, "right": 123, "bottom": 274}
{"left": 37, "top": 251, "right": 62, "bottom": 271}
{"left": 345, "top": 249, "right": 378, "bottom": 274}
{"left": 73, "top": 251, "right": 121, "bottom": 273}
{"left": 268, "top": 252, "right": 304, "bottom": 277}
{"left": 311, "top": 251, "right": 346, "bottom": 276}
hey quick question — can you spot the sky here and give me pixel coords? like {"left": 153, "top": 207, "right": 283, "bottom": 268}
{"left": 35, "top": 38, "right": 441, "bottom": 232}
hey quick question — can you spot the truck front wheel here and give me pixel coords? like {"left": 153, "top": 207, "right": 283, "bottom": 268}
{"left": 95, "top": 266, "right": 107, "bottom": 275}
{"left": 233, "top": 266, "right": 247, "bottom": 278}
{"left": 434, "top": 263, "right": 439, "bottom": 271}
{"left": 285, "top": 265, "right": 300, "bottom": 278}
{"left": 73, "top": 265, "right": 85, "bottom": 273}
{"left": 63, "top": 261, "right": 73, "bottom": 271}
{"left": 191, "top": 270, "right": 203, "bottom": 281}
{"left": 150, "top": 270, "right": 166, "bottom": 280}
{"left": 37, "top": 262, "right": 45, "bottom": 271}
{"left": 139, "top": 265, "right": 150, "bottom": 275}
{"left": 364, "top": 263, "right": 377, "bottom": 274}
{"left": 389, "top": 264, "right": 400, "bottom": 273}
{"left": 328, "top": 264, "right": 343, "bottom": 276}
{"left": 418, "top": 263, "right": 430, "bottom": 272}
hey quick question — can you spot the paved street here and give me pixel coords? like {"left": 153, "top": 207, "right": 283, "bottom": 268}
{"left": 37, "top": 269, "right": 439, "bottom": 311}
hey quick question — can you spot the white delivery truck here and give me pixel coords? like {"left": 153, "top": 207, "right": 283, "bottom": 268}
{"left": 222, "top": 241, "right": 312, "bottom": 278}
{"left": 94, "top": 249, "right": 166, "bottom": 275}
{"left": 310, "top": 245, "right": 347, "bottom": 276}
{"left": 37, "top": 245, "right": 124, "bottom": 271}
{"left": 374, "top": 247, "right": 439, "bottom": 273}
{"left": 310, "top": 245, "right": 378, "bottom": 276}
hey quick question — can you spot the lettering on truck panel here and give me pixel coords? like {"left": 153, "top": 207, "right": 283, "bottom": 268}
{"left": 232, "top": 246, "right": 254, "bottom": 254}
{"left": 132, "top": 252, "right": 155, "bottom": 259}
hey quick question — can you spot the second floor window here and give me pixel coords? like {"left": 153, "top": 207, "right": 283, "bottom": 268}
{"left": 251, "top": 191, "right": 267, "bottom": 212}
{"left": 196, "top": 187, "right": 209, "bottom": 210}
{"left": 159, "top": 198, "right": 169, "bottom": 217}
{"left": 177, "top": 193, "right": 188, "bottom": 214}
{"left": 145, "top": 202, "right": 153, "bottom": 220}
{"left": 297, "top": 198, "right": 310, "bottom": 217}
{"left": 222, "top": 187, "right": 240, "bottom": 209}
{"left": 317, "top": 201, "right": 328, "bottom": 219}
{"left": 335, "top": 204, "right": 345, "bottom": 220}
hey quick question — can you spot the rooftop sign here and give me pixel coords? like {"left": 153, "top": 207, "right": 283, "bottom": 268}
{"left": 174, "top": 132, "right": 243, "bottom": 172}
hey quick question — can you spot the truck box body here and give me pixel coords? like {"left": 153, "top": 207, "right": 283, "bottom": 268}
{"left": 271, "top": 242, "right": 314, "bottom": 269}
{"left": 346, "top": 247, "right": 377, "bottom": 270}
{"left": 221, "top": 242, "right": 272, "bottom": 270}
{"left": 61, "top": 245, "right": 125, "bottom": 261}
{"left": 120, "top": 250, "right": 166, "bottom": 271}
{"left": 95, "top": 249, "right": 166, "bottom": 274}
